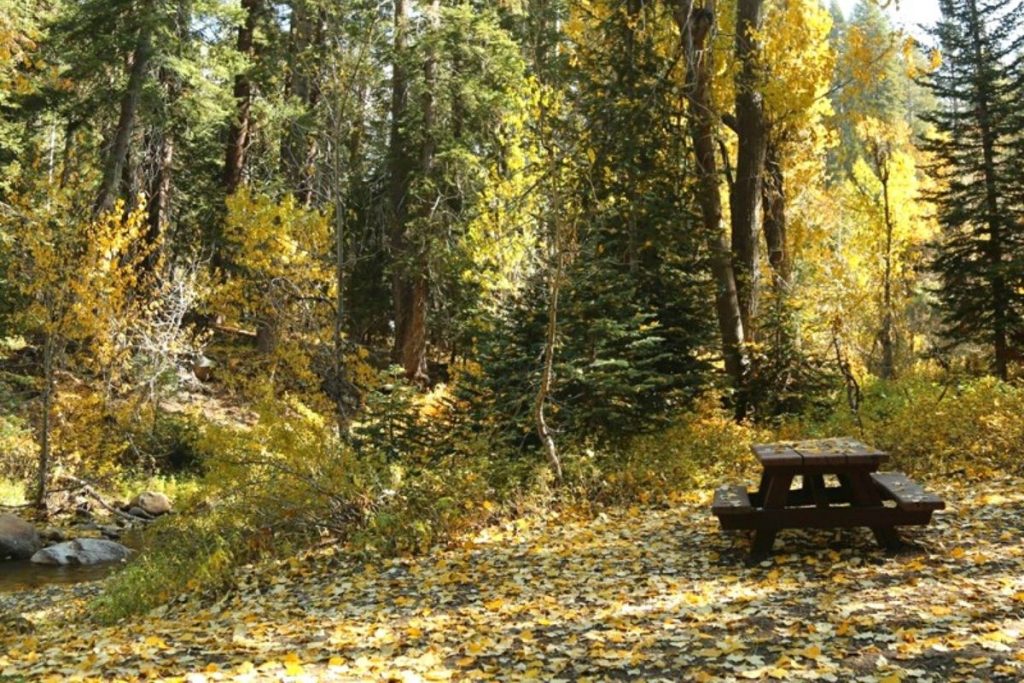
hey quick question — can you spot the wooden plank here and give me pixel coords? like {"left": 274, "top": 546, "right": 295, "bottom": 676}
{"left": 871, "top": 472, "right": 945, "bottom": 512}
{"left": 716, "top": 506, "right": 935, "bottom": 531}
{"left": 712, "top": 485, "right": 753, "bottom": 515}
{"left": 751, "top": 443, "right": 802, "bottom": 467}
{"left": 789, "top": 437, "right": 888, "bottom": 465}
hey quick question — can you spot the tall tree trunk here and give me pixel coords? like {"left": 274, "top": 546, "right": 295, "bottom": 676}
{"left": 96, "top": 21, "right": 153, "bottom": 215}
{"left": 145, "top": 68, "right": 177, "bottom": 267}
{"left": 224, "top": 0, "right": 260, "bottom": 196}
{"left": 388, "top": 0, "right": 431, "bottom": 385}
{"left": 967, "top": 0, "right": 1009, "bottom": 380}
{"left": 730, "top": 0, "right": 767, "bottom": 339}
{"left": 145, "top": 128, "right": 174, "bottom": 265}
{"left": 763, "top": 136, "right": 789, "bottom": 291}
{"left": 672, "top": 0, "right": 749, "bottom": 413}
{"left": 281, "top": 1, "right": 320, "bottom": 205}
{"left": 35, "top": 335, "right": 55, "bottom": 510}
{"left": 387, "top": 0, "right": 428, "bottom": 385}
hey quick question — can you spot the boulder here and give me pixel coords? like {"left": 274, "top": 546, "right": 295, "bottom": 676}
{"left": 128, "top": 491, "right": 171, "bottom": 516}
{"left": 30, "top": 538, "right": 132, "bottom": 566}
{"left": 0, "top": 513, "right": 41, "bottom": 560}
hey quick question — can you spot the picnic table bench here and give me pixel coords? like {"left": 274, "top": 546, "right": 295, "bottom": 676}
{"left": 712, "top": 437, "right": 944, "bottom": 556}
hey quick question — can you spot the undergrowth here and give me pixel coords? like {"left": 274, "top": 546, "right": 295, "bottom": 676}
{"left": 88, "top": 372, "right": 1024, "bottom": 623}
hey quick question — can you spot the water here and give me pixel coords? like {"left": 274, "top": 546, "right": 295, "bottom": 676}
{"left": 0, "top": 559, "right": 123, "bottom": 592}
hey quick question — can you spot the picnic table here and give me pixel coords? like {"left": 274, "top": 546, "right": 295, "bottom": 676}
{"left": 712, "top": 437, "right": 945, "bottom": 556}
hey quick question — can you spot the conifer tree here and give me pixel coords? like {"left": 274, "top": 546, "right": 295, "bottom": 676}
{"left": 921, "top": 0, "right": 1024, "bottom": 379}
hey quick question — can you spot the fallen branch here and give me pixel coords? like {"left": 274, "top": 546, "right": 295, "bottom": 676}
{"left": 55, "top": 474, "right": 153, "bottom": 524}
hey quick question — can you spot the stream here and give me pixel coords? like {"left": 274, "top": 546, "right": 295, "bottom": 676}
{"left": 0, "top": 559, "right": 123, "bottom": 593}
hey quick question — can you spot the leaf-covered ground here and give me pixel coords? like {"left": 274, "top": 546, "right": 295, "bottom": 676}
{"left": 2, "top": 476, "right": 1023, "bottom": 682}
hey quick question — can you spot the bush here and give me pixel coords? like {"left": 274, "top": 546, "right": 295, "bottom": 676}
{"left": 94, "top": 389, "right": 507, "bottom": 621}
{"left": 122, "top": 413, "right": 204, "bottom": 474}
{"left": 807, "top": 374, "right": 1024, "bottom": 478}
{"left": 574, "top": 395, "right": 772, "bottom": 506}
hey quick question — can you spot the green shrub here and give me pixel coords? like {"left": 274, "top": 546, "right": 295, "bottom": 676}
{"left": 124, "top": 413, "right": 204, "bottom": 474}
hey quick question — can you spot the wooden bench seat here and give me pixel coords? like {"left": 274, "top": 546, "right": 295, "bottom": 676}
{"left": 871, "top": 472, "right": 945, "bottom": 512}
{"left": 712, "top": 484, "right": 753, "bottom": 515}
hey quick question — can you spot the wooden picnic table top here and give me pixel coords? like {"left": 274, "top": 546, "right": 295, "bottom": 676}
{"left": 751, "top": 437, "right": 888, "bottom": 468}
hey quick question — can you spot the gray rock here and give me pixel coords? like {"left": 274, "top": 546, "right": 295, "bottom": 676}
{"left": 0, "top": 513, "right": 41, "bottom": 560}
{"left": 128, "top": 491, "right": 171, "bottom": 516}
{"left": 127, "top": 506, "right": 154, "bottom": 520}
{"left": 30, "top": 538, "right": 132, "bottom": 566}
{"left": 98, "top": 524, "right": 121, "bottom": 539}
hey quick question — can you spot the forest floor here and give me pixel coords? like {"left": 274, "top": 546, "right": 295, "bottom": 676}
{"left": 2, "top": 475, "right": 1023, "bottom": 683}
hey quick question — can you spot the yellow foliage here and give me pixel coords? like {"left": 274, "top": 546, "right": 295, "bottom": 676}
{"left": 461, "top": 78, "right": 543, "bottom": 308}
{"left": 215, "top": 189, "right": 335, "bottom": 393}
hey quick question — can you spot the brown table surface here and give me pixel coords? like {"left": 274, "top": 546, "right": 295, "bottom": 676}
{"left": 752, "top": 437, "right": 888, "bottom": 468}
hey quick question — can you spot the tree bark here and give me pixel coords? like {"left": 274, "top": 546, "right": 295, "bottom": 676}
{"left": 145, "top": 65, "right": 178, "bottom": 265}
{"left": 281, "top": 0, "right": 320, "bottom": 205}
{"left": 224, "top": 0, "right": 260, "bottom": 196}
{"left": 388, "top": 0, "right": 428, "bottom": 384}
{"left": 730, "top": 0, "right": 767, "bottom": 339}
{"left": 672, "top": 0, "right": 749, "bottom": 412}
{"left": 35, "top": 335, "right": 55, "bottom": 509}
{"left": 96, "top": 20, "right": 153, "bottom": 215}
{"left": 145, "top": 127, "right": 174, "bottom": 266}
{"left": 763, "top": 136, "right": 789, "bottom": 291}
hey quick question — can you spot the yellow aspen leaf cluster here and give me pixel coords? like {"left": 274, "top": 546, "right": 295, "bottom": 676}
{"left": 215, "top": 189, "right": 335, "bottom": 393}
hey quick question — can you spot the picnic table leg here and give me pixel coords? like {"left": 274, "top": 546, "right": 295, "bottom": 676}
{"left": 751, "top": 472, "right": 794, "bottom": 557}
{"left": 804, "top": 474, "right": 829, "bottom": 509}
{"left": 842, "top": 472, "right": 902, "bottom": 551}
{"left": 751, "top": 470, "right": 771, "bottom": 507}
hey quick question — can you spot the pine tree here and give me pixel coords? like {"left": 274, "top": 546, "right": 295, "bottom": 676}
{"left": 920, "top": 0, "right": 1024, "bottom": 379}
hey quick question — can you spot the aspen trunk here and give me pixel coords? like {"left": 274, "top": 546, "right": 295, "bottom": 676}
{"left": 880, "top": 163, "right": 895, "bottom": 380}
{"left": 535, "top": 244, "right": 564, "bottom": 483}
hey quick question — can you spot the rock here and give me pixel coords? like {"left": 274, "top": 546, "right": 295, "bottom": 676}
{"left": 127, "top": 506, "right": 154, "bottom": 520}
{"left": 30, "top": 538, "right": 132, "bottom": 566}
{"left": 192, "top": 355, "right": 216, "bottom": 381}
{"left": 98, "top": 524, "right": 121, "bottom": 540}
{"left": 128, "top": 491, "right": 171, "bottom": 516}
{"left": 0, "top": 513, "right": 41, "bottom": 560}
